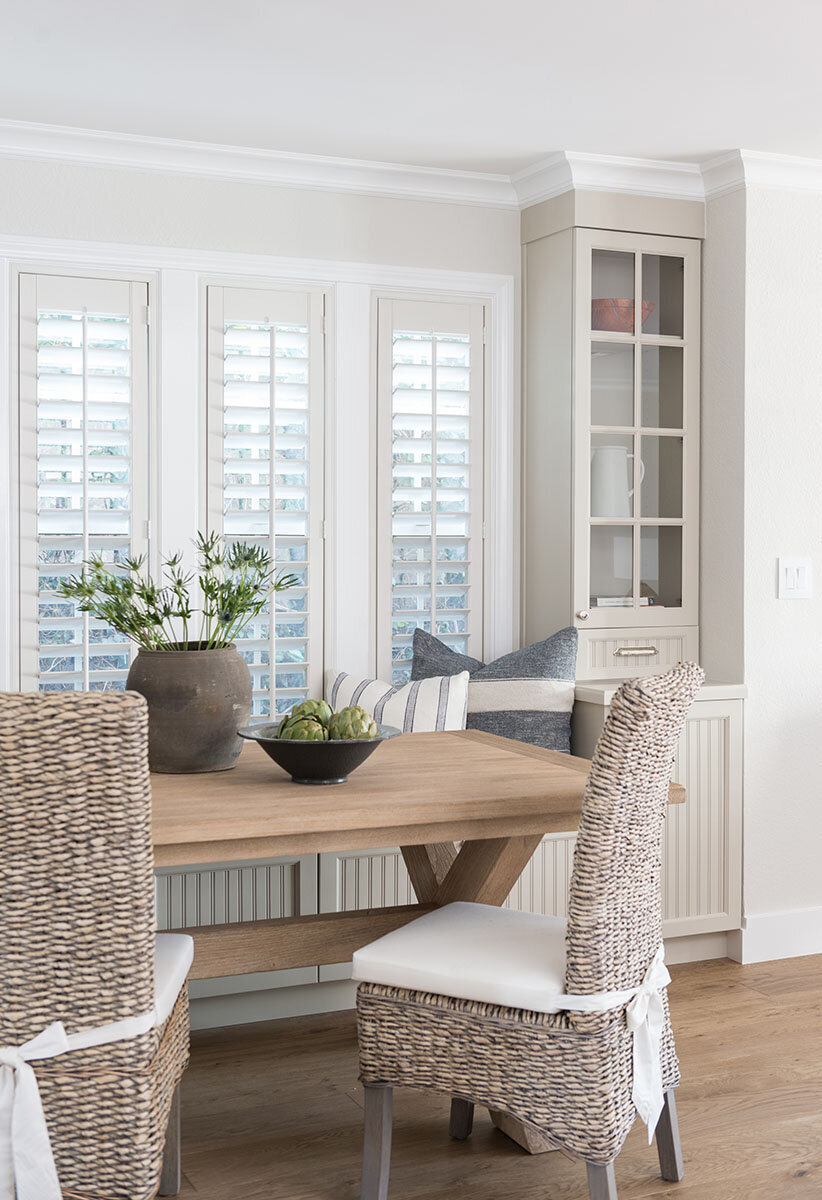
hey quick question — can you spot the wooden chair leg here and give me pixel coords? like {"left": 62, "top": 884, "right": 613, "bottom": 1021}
{"left": 655, "top": 1088, "right": 685, "bottom": 1182}
{"left": 449, "top": 1098, "right": 474, "bottom": 1140}
{"left": 158, "top": 1083, "right": 181, "bottom": 1197}
{"left": 360, "top": 1083, "right": 393, "bottom": 1200}
{"left": 586, "top": 1161, "right": 618, "bottom": 1200}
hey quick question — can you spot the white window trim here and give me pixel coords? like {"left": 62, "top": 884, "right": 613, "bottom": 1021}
{"left": 204, "top": 280, "right": 327, "bottom": 714}
{"left": 0, "top": 233, "right": 517, "bottom": 692}
{"left": 5, "top": 261, "right": 159, "bottom": 692}
{"left": 374, "top": 293, "right": 486, "bottom": 681}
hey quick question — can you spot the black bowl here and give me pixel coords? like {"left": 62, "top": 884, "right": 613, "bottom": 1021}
{"left": 238, "top": 724, "right": 401, "bottom": 785}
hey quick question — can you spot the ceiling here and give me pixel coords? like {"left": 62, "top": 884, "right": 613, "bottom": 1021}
{"left": 1, "top": 0, "right": 820, "bottom": 174}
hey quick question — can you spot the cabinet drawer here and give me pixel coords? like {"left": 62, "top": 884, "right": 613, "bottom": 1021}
{"left": 577, "top": 626, "right": 698, "bottom": 679}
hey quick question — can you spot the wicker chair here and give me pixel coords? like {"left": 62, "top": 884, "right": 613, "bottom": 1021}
{"left": 353, "top": 662, "right": 704, "bottom": 1200}
{"left": 0, "top": 691, "right": 191, "bottom": 1200}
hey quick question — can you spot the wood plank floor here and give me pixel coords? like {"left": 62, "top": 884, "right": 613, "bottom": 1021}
{"left": 179, "top": 955, "right": 822, "bottom": 1199}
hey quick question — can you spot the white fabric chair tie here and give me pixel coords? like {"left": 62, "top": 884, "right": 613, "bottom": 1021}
{"left": 554, "top": 943, "right": 671, "bottom": 1141}
{"left": 0, "top": 1023, "right": 68, "bottom": 1200}
{"left": 0, "top": 1008, "right": 160, "bottom": 1200}
{"left": 624, "top": 945, "right": 671, "bottom": 1139}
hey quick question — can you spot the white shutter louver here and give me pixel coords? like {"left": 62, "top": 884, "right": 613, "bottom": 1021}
{"left": 377, "top": 298, "right": 485, "bottom": 684}
{"left": 207, "top": 286, "right": 325, "bottom": 719}
{"left": 17, "top": 274, "right": 149, "bottom": 692}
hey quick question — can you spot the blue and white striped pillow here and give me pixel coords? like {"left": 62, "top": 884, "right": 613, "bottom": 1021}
{"left": 411, "top": 627, "right": 578, "bottom": 751}
{"left": 324, "top": 669, "right": 469, "bottom": 734}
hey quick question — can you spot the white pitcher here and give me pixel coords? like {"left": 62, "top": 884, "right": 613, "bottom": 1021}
{"left": 590, "top": 444, "right": 645, "bottom": 518}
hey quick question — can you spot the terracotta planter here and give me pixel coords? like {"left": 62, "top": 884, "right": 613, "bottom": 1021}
{"left": 126, "top": 643, "right": 252, "bottom": 774}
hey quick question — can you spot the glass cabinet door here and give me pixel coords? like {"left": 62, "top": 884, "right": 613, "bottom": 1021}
{"left": 580, "top": 233, "right": 696, "bottom": 625}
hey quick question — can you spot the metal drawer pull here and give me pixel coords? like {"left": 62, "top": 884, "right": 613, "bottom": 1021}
{"left": 613, "top": 646, "right": 659, "bottom": 658}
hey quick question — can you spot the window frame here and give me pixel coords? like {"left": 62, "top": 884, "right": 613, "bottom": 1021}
{"left": 375, "top": 293, "right": 487, "bottom": 682}
{"left": 12, "top": 265, "right": 156, "bottom": 692}
{"left": 204, "top": 280, "right": 327, "bottom": 717}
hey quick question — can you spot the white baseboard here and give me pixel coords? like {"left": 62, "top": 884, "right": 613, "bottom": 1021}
{"left": 726, "top": 906, "right": 822, "bottom": 965}
{"left": 664, "top": 931, "right": 730, "bottom": 964}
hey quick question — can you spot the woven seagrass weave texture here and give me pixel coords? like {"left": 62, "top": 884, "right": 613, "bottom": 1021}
{"left": 0, "top": 690, "right": 189, "bottom": 1199}
{"left": 358, "top": 662, "right": 704, "bottom": 1167}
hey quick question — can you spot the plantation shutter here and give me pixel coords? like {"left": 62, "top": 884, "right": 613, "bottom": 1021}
{"left": 377, "top": 297, "right": 485, "bottom": 683}
{"left": 206, "top": 285, "right": 325, "bottom": 719}
{"left": 17, "top": 273, "right": 149, "bottom": 692}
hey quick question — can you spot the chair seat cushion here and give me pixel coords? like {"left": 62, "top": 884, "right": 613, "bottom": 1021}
{"left": 154, "top": 933, "right": 194, "bottom": 1025}
{"left": 352, "top": 902, "right": 568, "bottom": 1014}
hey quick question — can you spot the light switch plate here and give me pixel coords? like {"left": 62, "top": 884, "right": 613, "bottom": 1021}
{"left": 778, "top": 556, "right": 813, "bottom": 599}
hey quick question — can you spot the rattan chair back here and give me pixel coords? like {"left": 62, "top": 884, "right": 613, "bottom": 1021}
{"left": 0, "top": 690, "right": 155, "bottom": 1046}
{"left": 564, "top": 662, "right": 704, "bottom": 999}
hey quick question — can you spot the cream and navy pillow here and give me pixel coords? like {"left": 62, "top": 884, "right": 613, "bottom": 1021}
{"left": 411, "top": 627, "right": 578, "bottom": 752}
{"left": 324, "top": 668, "right": 469, "bottom": 734}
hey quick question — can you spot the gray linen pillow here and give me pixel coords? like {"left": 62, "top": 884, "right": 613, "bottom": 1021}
{"left": 411, "top": 626, "right": 578, "bottom": 752}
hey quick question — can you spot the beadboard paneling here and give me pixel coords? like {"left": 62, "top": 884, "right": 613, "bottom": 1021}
{"left": 504, "top": 833, "right": 576, "bottom": 916}
{"left": 319, "top": 848, "right": 416, "bottom": 914}
{"left": 661, "top": 703, "right": 742, "bottom": 934}
{"left": 317, "top": 847, "right": 416, "bottom": 981}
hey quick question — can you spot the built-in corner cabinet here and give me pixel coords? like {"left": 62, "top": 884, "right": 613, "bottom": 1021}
{"left": 524, "top": 227, "right": 701, "bottom": 679}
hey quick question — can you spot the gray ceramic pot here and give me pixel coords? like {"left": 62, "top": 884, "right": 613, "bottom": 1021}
{"left": 126, "top": 643, "right": 252, "bottom": 774}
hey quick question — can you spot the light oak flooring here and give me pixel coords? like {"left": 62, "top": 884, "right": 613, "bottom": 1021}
{"left": 178, "top": 955, "right": 822, "bottom": 1199}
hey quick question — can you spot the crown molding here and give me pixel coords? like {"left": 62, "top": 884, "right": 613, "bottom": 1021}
{"left": 513, "top": 151, "right": 704, "bottom": 206}
{"left": 0, "top": 118, "right": 519, "bottom": 210}
{"left": 5, "top": 120, "right": 822, "bottom": 212}
{"left": 702, "top": 149, "right": 822, "bottom": 200}
{"left": 701, "top": 151, "right": 746, "bottom": 198}
{"left": 739, "top": 148, "right": 822, "bottom": 193}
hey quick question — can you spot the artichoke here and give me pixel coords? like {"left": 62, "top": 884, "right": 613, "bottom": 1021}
{"left": 278, "top": 717, "right": 329, "bottom": 741}
{"left": 327, "top": 705, "right": 379, "bottom": 741}
{"left": 288, "top": 699, "right": 333, "bottom": 728}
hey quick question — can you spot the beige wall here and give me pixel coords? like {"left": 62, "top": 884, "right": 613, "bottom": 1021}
{"left": 742, "top": 186, "right": 822, "bottom": 916}
{"left": 0, "top": 157, "right": 520, "bottom": 275}
{"left": 703, "top": 184, "right": 822, "bottom": 922}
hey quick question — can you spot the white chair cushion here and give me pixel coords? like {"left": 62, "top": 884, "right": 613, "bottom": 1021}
{"left": 352, "top": 902, "right": 568, "bottom": 1015}
{"left": 154, "top": 933, "right": 194, "bottom": 1025}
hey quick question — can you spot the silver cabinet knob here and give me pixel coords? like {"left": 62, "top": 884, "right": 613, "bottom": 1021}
{"left": 576, "top": 610, "right": 590, "bottom": 621}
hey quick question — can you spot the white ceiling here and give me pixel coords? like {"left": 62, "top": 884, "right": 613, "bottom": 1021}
{"left": 1, "top": 0, "right": 820, "bottom": 174}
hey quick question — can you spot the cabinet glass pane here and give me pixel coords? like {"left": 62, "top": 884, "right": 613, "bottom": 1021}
{"left": 641, "top": 255, "right": 684, "bottom": 337}
{"left": 591, "top": 343, "right": 634, "bottom": 426}
{"left": 590, "top": 525, "right": 633, "bottom": 608}
{"left": 591, "top": 250, "right": 635, "bottom": 333}
{"left": 641, "top": 526, "right": 682, "bottom": 608}
{"left": 640, "top": 436, "right": 683, "bottom": 519}
{"left": 591, "top": 433, "right": 636, "bottom": 518}
{"left": 642, "top": 346, "right": 683, "bottom": 428}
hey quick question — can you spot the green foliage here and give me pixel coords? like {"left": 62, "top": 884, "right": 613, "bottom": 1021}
{"left": 58, "top": 531, "right": 299, "bottom": 652}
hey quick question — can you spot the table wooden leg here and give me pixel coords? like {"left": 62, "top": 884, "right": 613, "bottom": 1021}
{"left": 400, "top": 843, "right": 458, "bottom": 902}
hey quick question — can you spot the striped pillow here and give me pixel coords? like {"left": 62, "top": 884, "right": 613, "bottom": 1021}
{"left": 324, "top": 669, "right": 469, "bottom": 734}
{"left": 410, "top": 627, "right": 578, "bottom": 751}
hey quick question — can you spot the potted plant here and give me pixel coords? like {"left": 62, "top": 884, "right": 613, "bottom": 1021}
{"left": 59, "top": 532, "right": 298, "bottom": 773}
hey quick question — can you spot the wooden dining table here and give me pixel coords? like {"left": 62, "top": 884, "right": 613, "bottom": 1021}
{"left": 151, "top": 727, "right": 684, "bottom": 1152}
{"left": 152, "top": 726, "right": 684, "bottom": 982}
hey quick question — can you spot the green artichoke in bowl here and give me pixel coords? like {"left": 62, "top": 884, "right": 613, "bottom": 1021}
{"left": 278, "top": 716, "right": 329, "bottom": 741}
{"left": 327, "top": 705, "right": 379, "bottom": 741}
{"left": 289, "top": 699, "right": 333, "bottom": 727}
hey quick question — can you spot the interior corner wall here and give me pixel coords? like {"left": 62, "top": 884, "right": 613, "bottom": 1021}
{"left": 700, "top": 189, "right": 746, "bottom": 683}
{"left": 741, "top": 185, "right": 822, "bottom": 920}
{"left": 0, "top": 157, "right": 520, "bottom": 276}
